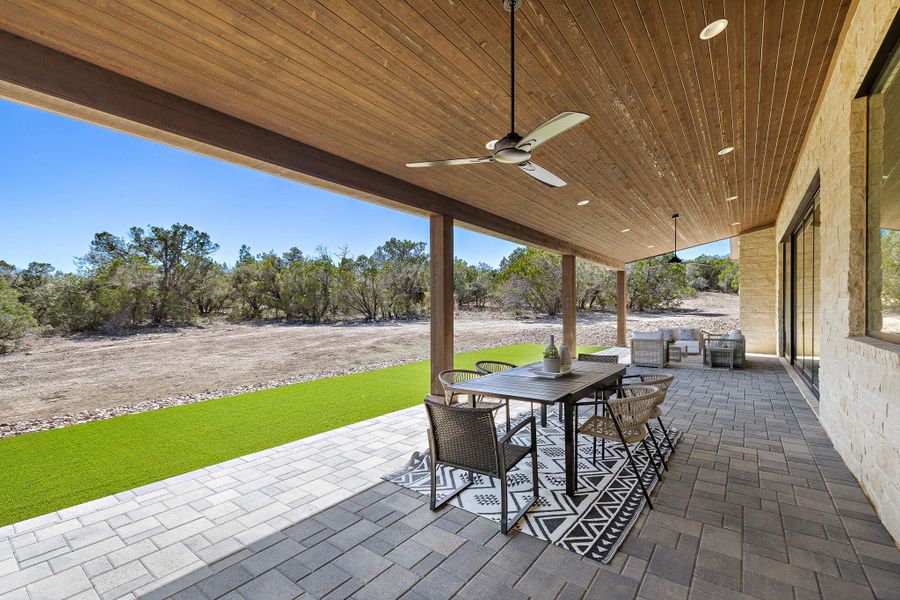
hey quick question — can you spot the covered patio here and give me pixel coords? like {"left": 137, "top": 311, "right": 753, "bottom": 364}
{"left": 1, "top": 0, "right": 899, "bottom": 598}
{"left": 2, "top": 356, "right": 896, "bottom": 600}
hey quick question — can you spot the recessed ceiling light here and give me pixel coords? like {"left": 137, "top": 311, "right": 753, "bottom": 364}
{"left": 621, "top": 228, "right": 630, "bottom": 233}
{"left": 647, "top": 245, "right": 655, "bottom": 249}
{"left": 718, "top": 146, "right": 734, "bottom": 156}
{"left": 732, "top": 222, "right": 741, "bottom": 226}
{"left": 726, "top": 195, "right": 738, "bottom": 201}
{"left": 700, "top": 19, "right": 728, "bottom": 40}
{"left": 577, "top": 200, "right": 590, "bottom": 206}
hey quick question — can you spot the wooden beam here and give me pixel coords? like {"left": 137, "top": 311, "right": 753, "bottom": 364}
{"left": 0, "top": 30, "right": 622, "bottom": 269}
{"left": 561, "top": 255, "right": 576, "bottom": 354}
{"left": 616, "top": 270, "right": 627, "bottom": 347}
{"left": 430, "top": 214, "right": 454, "bottom": 395}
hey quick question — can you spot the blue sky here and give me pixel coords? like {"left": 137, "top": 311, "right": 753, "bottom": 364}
{"left": 0, "top": 99, "right": 729, "bottom": 271}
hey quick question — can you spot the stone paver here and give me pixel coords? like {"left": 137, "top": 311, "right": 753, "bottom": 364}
{"left": 0, "top": 355, "right": 897, "bottom": 599}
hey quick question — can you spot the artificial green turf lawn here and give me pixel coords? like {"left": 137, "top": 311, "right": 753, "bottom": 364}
{"left": 0, "top": 343, "right": 606, "bottom": 526}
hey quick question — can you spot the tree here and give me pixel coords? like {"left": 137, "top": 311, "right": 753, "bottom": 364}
{"left": 376, "top": 238, "right": 428, "bottom": 319}
{"left": 78, "top": 224, "right": 220, "bottom": 325}
{"left": 186, "top": 258, "right": 230, "bottom": 317}
{"left": 576, "top": 262, "right": 616, "bottom": 310}
{"left": 684, "top": 255, "right": 739, "bottom": 293}
{"left": 0, "top": 260, "right": 15, "bottom": 284}
{"left": 277, "top": 246, "right": 335, "bottom": 322}
{"left": 497, "top": 248, "right": 562, "bottom": 316}
{"left": 455, "top": 259, "right": 499, "bottom": 309}
{"left": 344, "top": 254, "right": 382, "bottom": 321}
{"left": 627, "top": 255, "right": 694, "bottom": 311}
{"left": 0, "top": 277, "right": 36, "bottom": 352}
{"left": 717, "top": 261, "right": 740, "bottom": 293}
{"left": 128, "top": 224, "right": 220, "bottom": 323}
{"left": 230, "top": 254, "right": 266, "bottom": 319}
{"left": 880, "top": 230, "right": 900, "bottom": 310}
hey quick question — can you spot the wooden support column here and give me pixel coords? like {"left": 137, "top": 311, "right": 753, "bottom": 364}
{"left": 616, "top": 270, "right": 627, "bottom": 347}
{"left": 430, "top": 214, "right": 454, "bottom": 394}
{"left": 561, "top": 255, "right": 577, "bottom": 353}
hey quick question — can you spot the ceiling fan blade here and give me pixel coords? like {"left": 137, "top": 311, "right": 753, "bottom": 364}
{"left": 518, "top": 161, "right": 567, "bottom": 187}
{"left": 406, "top": 157, "right": 493, "bottom": 168}
{"left": 517, "top": 112, "right": 590, "bottom": 152}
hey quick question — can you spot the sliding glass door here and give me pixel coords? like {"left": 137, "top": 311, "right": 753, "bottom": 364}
{"left": 783, "top": 193, "right": 820, "bottom": 394}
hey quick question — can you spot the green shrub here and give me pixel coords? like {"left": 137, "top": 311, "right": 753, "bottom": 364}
{"left": 0, "top": 278, "right": 36, "bottom": 352}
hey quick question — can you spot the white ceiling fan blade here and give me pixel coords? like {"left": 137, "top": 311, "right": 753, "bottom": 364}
{"left": 406, "top": 156, "right": 493, "bottom": 168}
{"left": 517, "top": 112, "right": 590, "bottom": 152}
{"left": 518, "top": 161, "right": 567, "bottom": 187}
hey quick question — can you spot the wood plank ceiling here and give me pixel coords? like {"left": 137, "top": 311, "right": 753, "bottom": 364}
{"left": 0, "top": 0, "right": 851, "bottom": 264}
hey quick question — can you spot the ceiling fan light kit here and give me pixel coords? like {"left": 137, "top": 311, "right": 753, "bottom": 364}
{"left": 405, "top": 0, "right": 589, "bottom": 188}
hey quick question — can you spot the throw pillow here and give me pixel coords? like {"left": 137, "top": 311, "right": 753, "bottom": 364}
{"left": 677, "top": 327, "right": 696, "bottom": 341}
{"left": 633, "top": 331, "right": 663, "bottom": 340}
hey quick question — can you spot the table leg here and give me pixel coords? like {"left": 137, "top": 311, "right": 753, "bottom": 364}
{"left": 540, "top": 404, "right": 547, "bottom": 427}
{"left": 564, "top": 400, "right": 576, "bottom": 496}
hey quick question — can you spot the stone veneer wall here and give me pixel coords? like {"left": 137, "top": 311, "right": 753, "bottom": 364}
{"left": 756, "top": 0, "right": 900, "bottom": 540}
{"left": 738, "top": 228, "right": 777, "bottom": 354}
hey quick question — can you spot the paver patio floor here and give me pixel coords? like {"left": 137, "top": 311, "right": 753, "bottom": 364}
{"left": 0, "top": 355, "right": 897, "bottom": 599}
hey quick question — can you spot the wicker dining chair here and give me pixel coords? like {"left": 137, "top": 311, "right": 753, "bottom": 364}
{"left": 577, "top": 384, "right": 665, "bottom": 507}
{"left": 438, "top": 369, "right": 510, "bottom": 429}
{"left": 571, "top": 352, "right": 621, "bottom": 432}
{"left": 424, "top": 399, "right": 539, "bottom": 534}
{"left": 474, "top": 360, "right": 517, "bottom": 374}
{"left": 576, "top": 353, "right": 619, "bottom": 363}
{"left": 618, "top": 373, "right": 675, "bottom": 465}
{"left": 475, "top": 360, "right": 533, "bottom": 419}
{"left": 548, "top": 353, "right": 621, "bottom": 424}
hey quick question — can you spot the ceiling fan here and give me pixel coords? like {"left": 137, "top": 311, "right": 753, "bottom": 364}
{"left": 405, "top": 0, "right": 589, "bottom": 187}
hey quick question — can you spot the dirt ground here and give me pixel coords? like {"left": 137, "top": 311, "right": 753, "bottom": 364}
{"left": 0, "top": 293, "right": 738, "bottom": 423}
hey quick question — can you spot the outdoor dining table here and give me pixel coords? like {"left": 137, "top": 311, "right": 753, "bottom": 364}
{"left": 445, "top": 359, "right": 626, "bottom": 497}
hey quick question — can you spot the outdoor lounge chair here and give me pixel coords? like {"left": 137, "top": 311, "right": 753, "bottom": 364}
{"left": 438, "top": 368, "right": 510, "bottom": 429}
{"left": 424, "top": 399, "right": 538, "bottom": 534}
{"left": 576, "top": 384, "right": 666, "bottom": 508}
{"left": 630, "top": 334, "right": 670, "bottom": 368}
{"left": 703, "top": 331, "right": 747, "bottom": 368}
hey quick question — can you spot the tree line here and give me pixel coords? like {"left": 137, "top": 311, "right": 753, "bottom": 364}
{"left": 0, "top": 223, "right": 739, "bottom": 351}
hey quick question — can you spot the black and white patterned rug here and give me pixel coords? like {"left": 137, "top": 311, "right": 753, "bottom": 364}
{"left": 384, "top": 407, "right": 680, "bottom": 563}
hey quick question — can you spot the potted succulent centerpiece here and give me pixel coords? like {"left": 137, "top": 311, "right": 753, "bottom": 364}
{"left": 543, "top": 335, "right": 561, "bottom": 373}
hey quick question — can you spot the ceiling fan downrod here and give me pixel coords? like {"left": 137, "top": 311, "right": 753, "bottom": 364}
{"left": 506, "top": 0, "right": 519, "bottom": 134}
{"left": 669, "top": 213, "right": 683, "bottom": 264}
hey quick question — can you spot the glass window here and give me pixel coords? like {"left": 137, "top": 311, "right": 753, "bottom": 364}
{"left": 867, "top": 37, "right": 900, "bottom": 343}
{"left": 782, "top": 192, "right": 820, "bottom": 396}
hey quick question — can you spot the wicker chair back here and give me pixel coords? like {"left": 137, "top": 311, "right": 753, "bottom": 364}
{"left": 608, "top": 385, "right": 663, "bottom": 440}
{"left": 635, "top": 374, "right": 674, "bottom": 404}
{"left": 474, "top": 360, "right": 517, "bottom": 374}
{"left": 425, "top": 400, "right": 500, "bottom": 476}
{"left": 577, "top": 353, "right": 618, "bottom": 363}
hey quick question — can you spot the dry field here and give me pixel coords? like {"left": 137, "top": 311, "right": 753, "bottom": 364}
{"left": 0, "top": 293, "right": 737, "bottom": 424}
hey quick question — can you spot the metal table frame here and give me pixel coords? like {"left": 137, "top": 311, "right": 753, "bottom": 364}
{"left": 446, "top": 360, "right": 626, "bottom": 497}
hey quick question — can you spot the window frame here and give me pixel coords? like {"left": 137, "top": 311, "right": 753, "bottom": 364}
{"left": 865, "top": 33, "right": 900, "bottom": 346}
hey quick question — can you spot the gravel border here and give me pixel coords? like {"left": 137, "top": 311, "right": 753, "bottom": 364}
{"left": 1, "top": 315, "right": 736, "bottom": 439}
{"left": 0, "top": 354, "right": 431, "bottom": 439}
